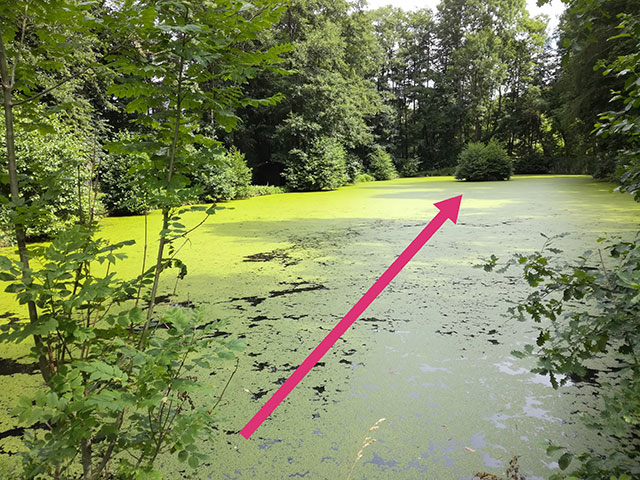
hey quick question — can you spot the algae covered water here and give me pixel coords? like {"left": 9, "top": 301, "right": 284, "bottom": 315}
{"left": 0, "top": 176, "right": 638, "bottom": 479}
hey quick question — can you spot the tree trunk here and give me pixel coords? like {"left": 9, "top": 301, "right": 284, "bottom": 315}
{"left": 0, "top": 32, "right": 51, "bottom": 383}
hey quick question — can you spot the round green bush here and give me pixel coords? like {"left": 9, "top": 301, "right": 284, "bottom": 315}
{"left": 399, "top": 156, "right": 421, "bottom": 177}
{"left": 194, "top": 147, "right": 253, "bottom": 202}
{"left": 283, "top": 137, "right": 348, "bottom": 191}
{"left": 455, "top": 140, "right": 512, "bottom": 181}
{"left": 368, "top": 147, "right": 398, "bottom": 180}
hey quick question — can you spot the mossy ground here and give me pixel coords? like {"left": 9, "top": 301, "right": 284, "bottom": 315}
{"left": 0, "top": 176, "right": 637, "bottom": 478}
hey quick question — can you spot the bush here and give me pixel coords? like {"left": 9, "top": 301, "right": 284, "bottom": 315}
{"left": 98, "top": 135, "right": 152, "bottom": 216}
{"left": 238, "top": 185, "right": 284, "bottom": 198}
{"left": 455, "top": 140, "right": 512, "bottom": 181}
{"left": 0, "top": 114, "right": 93, "bottom": 241}
{"left": 345, "top": 153, "right": 364, "bottom": 183}
{"left": 194, "top": 147, "right": 252, "bottom": 202}
{"left": 484, "top": 233, "right": 640, "bottom": 479}
{"left": 283, "top": 136, "right": 348, "bottom": 191}
{"left": 354, "top": 173, "right": 376, "bottom": 183}
{"left": 368, "top": 147, "right": 398, "bottom": 180}
{"left": 398, "top": 156, "right": 421, "bottom": 177}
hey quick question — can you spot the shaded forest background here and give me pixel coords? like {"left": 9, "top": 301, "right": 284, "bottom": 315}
{"left": 3, "top": 0, "right": 639, "bottom": 244}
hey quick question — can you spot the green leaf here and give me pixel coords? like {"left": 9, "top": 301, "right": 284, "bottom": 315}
{"left": 558, "top": 452, "right": 573, "bottom": 470}
{"left": 188, "top": 455, "right": 199, "bottom": 469}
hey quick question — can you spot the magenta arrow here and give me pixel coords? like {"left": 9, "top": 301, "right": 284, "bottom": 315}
{"left": 239, "top": 195, "right": 462, "bottom": 439}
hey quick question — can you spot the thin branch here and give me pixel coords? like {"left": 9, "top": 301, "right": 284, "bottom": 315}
{"left": 10, "top": 2, "right": 30, "bottom": 88}
{"left": 134, "top": 212, "right": 149, "bottom": 308}
{"left": 211, "top": 357, "right": 240, "bottom": 412}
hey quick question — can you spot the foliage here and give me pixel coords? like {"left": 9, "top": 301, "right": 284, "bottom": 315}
{"left": 345, "top": 153, "right": 364, "bottom": 184}
{"left": 0, "top": 113, "right": 93, "bottom": 241}
{"left": 398, "top": 156, "right": 421, "bottom": 177}
{"left": 513, "top": 152, "right": 552, "bottom": 174}
{"left": 354, "top": 173, "right": 376, "bottom": 183}
{"left": 594, "top": 12, "right": 640, "bottom": 200}
{"left": 194, "top": 147, "right": 253, "bottom": 202}
{"left": 229, "top": 0, "right": 385, "bottom": 184}
{"left": 97, "top": 133, "right": 152, "bottom": 216}
{"left": 483, "top": 233, "right": 640, "bottom": 479}
{"left": 0, "top": 224, "right": 242, "bottom": 478}
{"left": 283, "top": 136, "right": 348, "bottom": 191}
{"left": 455, "top": 140, "right": 512, "bottom": 181}
{"left": 367, "top": 147, "right": 397, "bottom": 181}
{"left": 237, "top": 184, "right": 284, "bottom": 198}
{"left": 0, "top": 0, "right": 288, "bottom": 477}
{"left": 473, "top": 456, "right": 526, "bottom": 480}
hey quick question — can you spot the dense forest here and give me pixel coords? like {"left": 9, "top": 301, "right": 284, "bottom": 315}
{"left": 1, "top": 0, "right": 639, "bottom": 240}
{"left": 0, "top": 0, "right": 639, "bottom": 478}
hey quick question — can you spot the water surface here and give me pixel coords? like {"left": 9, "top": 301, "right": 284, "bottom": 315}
{"left": 1, "top": 176, "right": 638, "bottom": 478}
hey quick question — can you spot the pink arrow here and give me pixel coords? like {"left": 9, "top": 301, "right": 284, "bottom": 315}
{"left": 240, "top": 195, "right": 462, "bottom": 439}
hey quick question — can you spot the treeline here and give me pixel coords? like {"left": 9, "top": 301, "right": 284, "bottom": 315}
{"left": 231, "top": 0, "right": 640, "bottom": 185}
{"left": 1, "top": 0, "right": 639, "bottom": 243}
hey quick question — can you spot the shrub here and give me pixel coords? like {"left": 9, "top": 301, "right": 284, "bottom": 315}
{"left": 455, "top": 140, "right": 512, "bottom": 181}
{"left": 368, "top": 147, "right": 398, "bottom": 180}
{"left": 283, "top": 136, "right": 348, "bottom": 191}
{"left": 354, "top": 173, "right": 376, "bottom": 183}
{"left": 194, "top": 147, "right": 253, "bottom": 202}
{"left": 398, "top": 156, "right": 421, "bottom": 177}
{"left": 0, "top": 114, "right": 93, "bottom": 240}
{"left": 238, "top": 185, "right": 285, "bottom": 198}
{"left": 345, "top": 153, "right": 364, "bottom": 183}
{"left": 97, "top": 135, "right": 152, "bottom": 216}
{"left": 454, "top": 142, "right": 486, "bottom": 180}
{"left": 484, "top": 233, "right": 640, "bottom": 479}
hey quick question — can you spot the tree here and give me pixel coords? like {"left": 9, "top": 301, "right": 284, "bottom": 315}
{"left": 0, "top": 0, "right": 288, "bottom": 477}
{"left": 231, "top": 0, "right": 386, "bottom": 186}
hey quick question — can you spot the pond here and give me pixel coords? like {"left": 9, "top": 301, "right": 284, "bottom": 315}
{"left": 0, "top": 175, "right": 638, "bottom": 479}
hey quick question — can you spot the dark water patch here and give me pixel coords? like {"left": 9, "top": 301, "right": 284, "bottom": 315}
{"left": 0, "top": 445, "right": 15, "bottom": 456}
{"left": 207, "top": 330, "right": 231, "bottom": 339}
{"left": 435, "top": 329, "right": 456, "bottom": 335}
{"left": 488, "top": 339, "right": 500, "bottom": 345}
{"left": 289, "top": 471, "right": 310, "bottom": 477}
{"left": 253, "top": 362, "right": 276, "bottom": 373}
{"left": 0, "top": 358, "right": 38, "bottom": 376}
{"left": 243, "top": 249, "right": 300, "bottom": 267}
{"left": 154, "top": 294, "right": 173, "bottom": 304}
{"left": 312, "top": 385, "right": 325, "bottom": 394}
{"left": 228, "top": 295, "right": 266, "bottom": 307}
{"left": 283, "top": 314, "right": 308, "bottom": 320}
{"left": 252, "top": 389, "right": 269, "bottom": 400}
{"left": 360, "top": 317, "right": 383, "bottom": 323}
{"left": 0, "top": 423, "right": 47, "bottom": 440}
{"left": 268, "top": 283, "right": 327, "bottom": 298}
{"left": 172, "top": 300, "right": 197, "bottom": 309}
{"left": 0, "top": 311, "right": 20, "bottom": 322}
{"left": 258, "top": 438, "right": 282, "bottom": 450}
{"left": 568, "top": 367, "right": 600, "bottom": 386}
